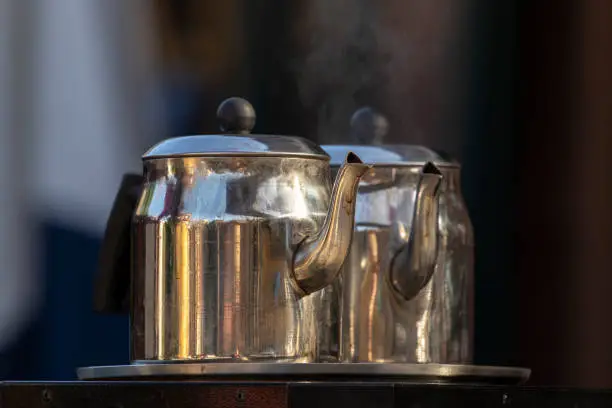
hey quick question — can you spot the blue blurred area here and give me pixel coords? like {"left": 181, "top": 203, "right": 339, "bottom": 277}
{"left": 0, "top": 69, "right": 203, "bottom": 379}
{"left": 1, "top": 223, "right": 129, "bottom": 380}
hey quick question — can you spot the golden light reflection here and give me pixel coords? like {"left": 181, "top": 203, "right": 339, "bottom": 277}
{"left": 177, "top": 222, "right": 191, "bottom": 358}
{"left": 156, "top": 223, "right": 167, "bottom": 358}
{"left": 366, "top": 230, "right": 379, "bottom": 361}
{"left": 233, "top": 223, "right": 242, "bottom": 357}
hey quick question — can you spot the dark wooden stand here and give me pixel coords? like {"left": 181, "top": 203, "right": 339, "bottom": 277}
{"left": 2, "top": 382, "right": 612, "bottom": 408}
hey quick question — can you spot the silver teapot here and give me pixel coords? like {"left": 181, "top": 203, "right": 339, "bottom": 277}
{"left": 94, "top": 97, "right": 369, "bottom": 363}
{"left": 319, "top": 107, "right": 474, "bottom": 364}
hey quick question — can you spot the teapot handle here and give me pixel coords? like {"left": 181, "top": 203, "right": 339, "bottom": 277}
{"left": 93, "top": 173, "right": 144, "bottom": 313}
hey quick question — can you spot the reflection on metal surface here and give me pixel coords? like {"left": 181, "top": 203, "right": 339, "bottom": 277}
{"left": 389, "top": 162, "right": 443, "bottom": 301}
{"left": 293, "top": 152, "right": 369, "bottom": 295}
{"left": 77, "top": 362, "right": 530, "bottom": 385}
{"left": 125, "top": 97, "right": 370, "bottom": 363}
{"left": 324, "top": 144, "right": 459, "bottom": 168}
{"left": 130, "top": 152, "right": 368, "bottom": 363}
{"left": 321, "top": 147, "right": 474, "bottom": 364}
{"left": 319, "top": 109, "right": 474, "bottom": 364}
{"left": 343, "top": 227, "right": 394, "bottom": 362}
{"left": 176, "top": 222, "right": 190, "bottom": 359}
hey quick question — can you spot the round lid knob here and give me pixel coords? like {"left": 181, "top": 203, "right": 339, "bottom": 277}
{"left": 217, "top": 97, "right": 256, "bottom": 134}
{"left": 350, "top": 107, "right": 389, "bottom": 145}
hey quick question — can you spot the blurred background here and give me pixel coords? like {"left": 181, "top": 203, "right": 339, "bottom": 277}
{"left": 0, "top": 0, "right": 611, "bottom": 388}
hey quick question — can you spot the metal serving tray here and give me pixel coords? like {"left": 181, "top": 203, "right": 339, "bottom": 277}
{"left": 78, "top": 363, "right": 530, "bottom": 385}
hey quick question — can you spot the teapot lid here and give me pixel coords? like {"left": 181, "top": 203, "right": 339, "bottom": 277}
{"left": 322, "top": 107, "right": 459, "bottom": 168}
{"left": 143, "top": 97, "right": 329, "bottom": 160}
{"left": 324, "top": 145, "right": 459, "bottom": 168}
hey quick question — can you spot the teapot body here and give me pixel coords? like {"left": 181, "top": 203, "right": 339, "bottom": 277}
{"left": 130, "top": 156, "right": 331, "bottom": 362}
{"left": 320, "top": 166, "right": 474, "bottom": 363}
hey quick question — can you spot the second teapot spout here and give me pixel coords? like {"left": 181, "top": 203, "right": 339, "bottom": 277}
{"left": 291, "top": 152, "right": 370, "bottom": 296}
{"left": 390, "top": 162, "right": 443, "bottom": 301}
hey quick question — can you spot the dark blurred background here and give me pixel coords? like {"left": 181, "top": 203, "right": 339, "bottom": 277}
{"left": 0, "top": 0, "right": 610, "bottom": 388}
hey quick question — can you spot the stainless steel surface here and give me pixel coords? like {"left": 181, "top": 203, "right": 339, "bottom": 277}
{"left": 389, "top": 162, "right": 443, "bottom": 301}
{"left": 77, "top": 363, "right": 530, "bottom": 384}
{"left": 144, "top": 98, "right": 329, "bottom": 160}
{"left": 130, "top": 97, "right": 369, "bottom": 363}
{"left": 319, "top": 109, "right": 474, "bottom": 364}
{"left": 144, "top": 135, "right": 330, "bottom": 160}
{"left": 292, "top": 153, "right": 369, "bottom": 295}
{"left": 324, "top": 144, "right": 459, "bottom": 168}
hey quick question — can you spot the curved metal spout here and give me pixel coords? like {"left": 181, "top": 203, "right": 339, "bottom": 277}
{"left": 389, "top": 162, "right": 443, "bottom": 301}
{"left": 292, "top": 152, "right": 370, "bottom": 296}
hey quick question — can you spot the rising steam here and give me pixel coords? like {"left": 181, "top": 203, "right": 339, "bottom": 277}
{"left": 297, "top": 0, "right": 385, "bottom": 144}
{"left": 296, "top": 0, "right": 463, "bottom": 148}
